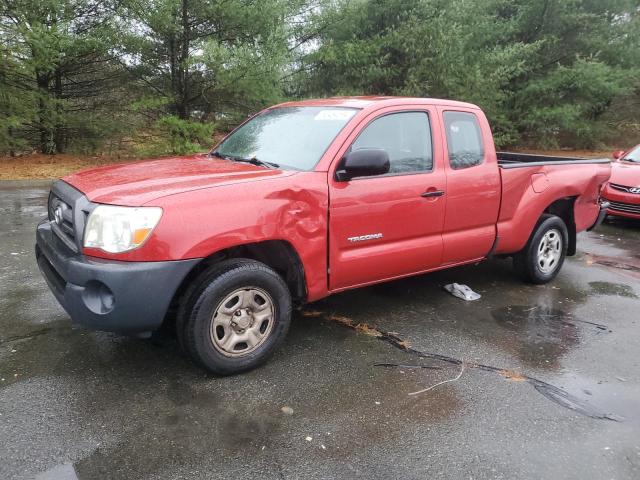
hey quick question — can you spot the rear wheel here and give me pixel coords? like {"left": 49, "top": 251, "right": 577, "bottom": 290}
{"left": 177, "top": 259, "right": 292, "bottom": 375}
{"left": 513, "top": 214, "right": 568, "bottom": 284}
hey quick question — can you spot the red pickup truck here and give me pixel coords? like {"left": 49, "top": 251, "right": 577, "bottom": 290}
{"left": 36, "top": 97, "right": 611, "bottom": 374}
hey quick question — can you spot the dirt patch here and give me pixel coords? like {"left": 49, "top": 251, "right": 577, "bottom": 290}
{"left": 0, "top": 153, "right": 136, "bottom": 180}
{"left": 582, "top": 252, "right": 640, "bottom": 280}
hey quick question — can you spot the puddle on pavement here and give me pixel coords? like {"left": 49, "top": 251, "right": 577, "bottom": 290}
{"left": 531, "top": 381, "right": 623, "bottom": 422}
{"left": 0, "top": 284, "right": 63, "bottom": 338}
{"left": 493, "top": 304, "right": 579, "bottom": 340}
{"left": 489, "top": 305, "right": 609, "bottom": 368}
{"left": 35, "top": 462, "right": 79, "bottom": 480}
{"left": 0, "top": 190, "right": 48, "bottom": 229}
{"left": 588, "top": 281, "right": 638, "bottom": 298}
{"left": 553, "top": 373, "right": 640, "bottom": 424}
{"left": 0, "top": 326, "right": 113, "bottom": 388}
{"left": 492, "top": 305, "right": 608, "bottom": 332}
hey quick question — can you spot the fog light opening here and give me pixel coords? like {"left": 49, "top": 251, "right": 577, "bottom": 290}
{"left": 81, "top": 280, "right": 115, "bottom": 314}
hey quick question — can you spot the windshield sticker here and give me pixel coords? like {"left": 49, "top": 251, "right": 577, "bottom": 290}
{"left": 314, "top": 110, "right": 356, "bottom": 121}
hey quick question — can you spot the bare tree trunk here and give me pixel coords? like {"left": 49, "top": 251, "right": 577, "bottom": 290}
{"left": 167, "top": 0, "right": 191, "bottom": 119}
{"left": 54, "top": 68, "right": 65, "bottom": 153}
{"left": 8, "top": 126, "right": 15, "bottom": 157}
{"left": 169, "top": 32, "right": 179, "bottom": 117}
{"left": 178, "top": 0, "right": 190, "bottom": 120}
{"left": 36, "top": 73, "right": 55, "bottom": 154}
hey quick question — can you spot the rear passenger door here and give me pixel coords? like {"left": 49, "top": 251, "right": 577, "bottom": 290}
{"left": 328, "top": 107, "right": 447, "bottom": 291}
{"left": 439, "top": 108, "right": 501, "bottom": 264}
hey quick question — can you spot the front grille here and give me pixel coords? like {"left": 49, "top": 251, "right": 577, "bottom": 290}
{"left": 609, "top": 183, "right": 630, "bottom": 193}
{"left": 608, "top": 200, "right": 640, "bottom": 215}
{"left": 49, "top": 193, "right": 75, "bottom": 237}
{"left": 47, "top": 181, "right": 87, "bottom": 253}
{"left": 610, "top": 183, "right": 640, "bottom": 194}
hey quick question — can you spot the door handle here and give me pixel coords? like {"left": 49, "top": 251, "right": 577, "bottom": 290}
{"left": 421, "top": 190, "right": 445, "bottom": 198}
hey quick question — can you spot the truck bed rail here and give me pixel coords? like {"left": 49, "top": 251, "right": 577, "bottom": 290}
{"left": 497, "top": 151, "right": 610, "bottom": 169}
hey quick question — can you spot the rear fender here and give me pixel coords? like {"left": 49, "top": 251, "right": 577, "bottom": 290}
{"left": 495, "top": 163, "right": 610, "bottom": 255}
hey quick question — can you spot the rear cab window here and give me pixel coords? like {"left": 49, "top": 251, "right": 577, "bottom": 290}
{"left": 443, "top": 111, "right": 484, "bottom": 170}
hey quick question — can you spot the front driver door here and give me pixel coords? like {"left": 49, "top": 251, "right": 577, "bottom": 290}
{"left": 328, "top": 107, "right": 447, "bottom": 291}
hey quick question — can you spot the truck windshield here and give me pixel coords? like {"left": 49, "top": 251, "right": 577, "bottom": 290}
{"left": 214, "top": 107, "right": 358, "bottom": 171}
{"left": 622, "top": 146, "right": 640, "bottom": 163}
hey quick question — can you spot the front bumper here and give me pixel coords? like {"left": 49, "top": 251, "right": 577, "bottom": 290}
{"left": 604, "top": 200, "right": 640, "bottom": 220}
{"left": 36, "top": 220, "right": 199, "bottom": 334}
{"left": 601, "top": 186, "right": 640, "bottom": 219}
{"left": 586, "top": 201, "right": 610, "bottom": 231}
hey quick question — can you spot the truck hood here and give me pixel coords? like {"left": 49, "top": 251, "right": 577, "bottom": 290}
{"left": 63, "top": 154, "right": 293, "bottom": 206}
{"left": 610, "top": 161, "right": 640, "bottom": 187}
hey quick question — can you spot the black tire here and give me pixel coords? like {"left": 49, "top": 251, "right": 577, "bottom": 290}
{"left": 176, "top": 259, "right": 292, "bottom": 375}
{"left": 513, "top": 214, "right": 568, "bottom": 284}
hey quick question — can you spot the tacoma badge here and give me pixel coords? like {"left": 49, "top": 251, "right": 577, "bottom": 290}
{"left": 347, "top": 233, "right": 383, "bottom": 243}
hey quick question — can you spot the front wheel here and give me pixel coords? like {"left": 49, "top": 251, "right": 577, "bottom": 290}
{"left": 513, "top": 214, "right": 568, "bottom": 284}
{"left": 177, "top": 259, "right": 292, "bottom": 375}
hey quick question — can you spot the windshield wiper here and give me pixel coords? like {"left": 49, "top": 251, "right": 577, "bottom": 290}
{"left": 210, "top": 151, "right": 279, "bottom": 169}
{"left": 233, "top": 156, "right": 280, "bottom": 169}
{"left": 210, "top": 150, "right": 229, "bottom": 160}
{"left": 245, "top": 157, "right": 279, "bottom": 169}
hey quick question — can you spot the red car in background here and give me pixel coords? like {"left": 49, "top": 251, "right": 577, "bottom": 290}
{"left": 602, "top": 144, "right": 640, "bottom": 219}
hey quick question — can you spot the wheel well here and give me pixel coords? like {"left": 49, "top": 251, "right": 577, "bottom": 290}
{"left": 162, "top": 240, "right": 307, "bottom": 330}
{"left": 544, "top": 197, "right": 577, "bottom": 256}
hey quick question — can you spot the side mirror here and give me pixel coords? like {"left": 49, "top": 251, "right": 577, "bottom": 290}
{"left": 612, "top": 150, "right": 625, "bottom": 160}
{"left": 336, "top": 149, "right": 390, "bottom": 181}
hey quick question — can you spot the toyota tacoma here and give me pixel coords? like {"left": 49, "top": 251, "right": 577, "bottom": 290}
{"left": 36, "top": 97, "right": 611, "bottom": 374}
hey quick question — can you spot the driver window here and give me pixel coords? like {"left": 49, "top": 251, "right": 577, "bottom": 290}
{"left": 351, "top": 112, "right": 433, "bottom": 175}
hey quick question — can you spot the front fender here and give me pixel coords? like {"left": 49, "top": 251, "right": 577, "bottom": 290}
{"left": 85, "top": 172, "right": 330, "bottom": 301}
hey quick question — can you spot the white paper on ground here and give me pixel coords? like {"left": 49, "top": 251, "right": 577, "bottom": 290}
{"left": 443, "top": 283, "right": 481, "bottom": 301}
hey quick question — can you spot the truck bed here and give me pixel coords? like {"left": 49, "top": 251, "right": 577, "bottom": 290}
{"left": 497, "top": 151, "right": 610, "bottom": 169}
{"left": 495, "top": 151, "right": 612, "bottom": 255}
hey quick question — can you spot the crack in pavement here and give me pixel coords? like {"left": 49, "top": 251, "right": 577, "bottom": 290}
{"left": 301, "top": 310, "right": 623, "bottom": 421}
{"left": 584, "top": 252, "right": 640, "bottom": 279}
{"left": 0, "top": 327, "right": 56, "bottom": 345}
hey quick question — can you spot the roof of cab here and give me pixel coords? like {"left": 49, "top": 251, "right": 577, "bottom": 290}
{"left": 274, "top": 96, "right": 480, "bottom": 111}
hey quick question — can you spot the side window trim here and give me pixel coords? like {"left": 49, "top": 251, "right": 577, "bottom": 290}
{"left": 344, "top": 109, "right": 435, "bottom": 180}
{"left": 443, "top": 110, "right": 485, "bottom": 170}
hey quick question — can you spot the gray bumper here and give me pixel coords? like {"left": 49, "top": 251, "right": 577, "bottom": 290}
{"left": 36, "top": 220, "right": 200, "bottom": 334}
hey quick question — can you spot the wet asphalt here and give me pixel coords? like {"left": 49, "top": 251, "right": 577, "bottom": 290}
{"left": 1, "top": 182, "right": 639, "bottom": 480}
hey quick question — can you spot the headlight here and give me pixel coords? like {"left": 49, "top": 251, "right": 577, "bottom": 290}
{"left": 84, "top": 205, "right": 162, "bottom": 253}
